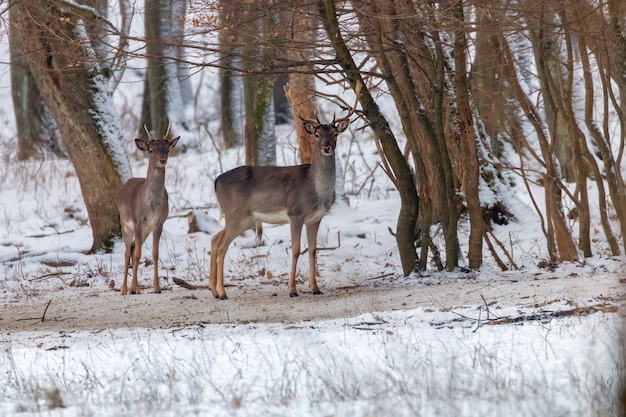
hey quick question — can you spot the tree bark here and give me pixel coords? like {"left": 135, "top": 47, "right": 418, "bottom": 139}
{"left": 286, "top": 3, "right": 318, "bottom": 164}
{"left": 11, "top": 0, "right": 130, "bottom": 252}
{"left": 9, "top": 12, "right": 63, "bottom": 160}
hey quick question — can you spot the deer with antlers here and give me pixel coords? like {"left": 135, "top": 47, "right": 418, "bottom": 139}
{"left": 209, "top": 85, "right": 359, "bottom": 299}
{"left": 118, "top": 126, "right": 179, "bottom": 295}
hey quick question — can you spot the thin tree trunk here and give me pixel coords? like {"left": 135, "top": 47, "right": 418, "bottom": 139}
{"left": 574, "top": 6, "right": 620, "bottom": 255}
{"left": 318, "top": 0, "right": 418, "bottom": 276}
{"left": 142, "top": 0, "right": 186, "bottom": 139}
{"left": 144, "top": 0, "right": 169, "bottom": 137}
{"left": 242, "top": 2, "right": 276, "bottom": 166}
{"left": 531, "top": 20, "right": 579, "bottom": 262}
{"left": 218, "top": 0, "right": 244, "bottom": 148}
{"left": 453, "top": 4, "right": 484, "bottom": 269}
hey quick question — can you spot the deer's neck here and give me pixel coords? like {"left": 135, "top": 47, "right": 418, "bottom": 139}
{"left": 310, "top": 152, "right": 336, "bottom": 201}
{"left": 144, "top": 164, "right": 167, "bottom": 194}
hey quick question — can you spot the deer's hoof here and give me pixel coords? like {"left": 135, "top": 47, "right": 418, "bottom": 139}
{"left": 312, "top": 290, "right": 323, "bottom": 295}
{"left": 219, "top": 295, "right": 228, "bottom": 301}
{"left": 155, "top": 290, "right": 162, "bottom": 294}
{"left": 289, "top": 292, "right": 299, "bottom": 298}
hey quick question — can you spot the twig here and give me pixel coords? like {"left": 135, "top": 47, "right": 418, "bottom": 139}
{"left": 480, "top": 293, "right": 491, "bottom": 321}
{"left": 32, "top": 272, "right": 71, "bottom": 281}
{"left": 488, "top": 229, "right": 519, "bottom": 270}
{"left": 42, "top": 300, "right": 52, "bottom": 323}
{"left": 301, "top": 231, "right": 341, "bottom": 254}
{"left": 26, "top": 229, "right": 77, "bottom": 239}
{"left": 364, "top": 272, "right": 395, "bottom": 281}
{"left": 484, "top": 230, "right": 508, "bottom": 271}
{"left": 172, "top": 277, "right": 230, "bottom": 290}
{"left": 173, "top": 277, "right": 206, "bottom": 290}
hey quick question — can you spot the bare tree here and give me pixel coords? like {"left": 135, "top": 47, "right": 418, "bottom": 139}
{"left": 10, "top": 0, "right": 131, "bottom": 251}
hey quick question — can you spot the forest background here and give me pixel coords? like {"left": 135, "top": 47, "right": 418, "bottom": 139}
{"left": 4, "top": 0, "right": 626, "bottom": 275}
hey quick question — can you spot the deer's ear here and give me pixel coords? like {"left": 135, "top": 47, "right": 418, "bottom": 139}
{"left": 135, "top": 138, "right": 150, "bottom": 151}
{"left": 169, "top": 136, "right": 180, "bottom": 148}
{"left": 335, "top": 119, "right": 350, "bottom": 133}
{"left": 303, "top": 121, "right": 317, "bottom": 135}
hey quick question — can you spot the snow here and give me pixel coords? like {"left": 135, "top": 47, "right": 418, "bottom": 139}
{"left": 1, "top": 308, "right": 622, "bottom": 416}
{"left": 0, "top": 5, "right": 624, "bottom": 417}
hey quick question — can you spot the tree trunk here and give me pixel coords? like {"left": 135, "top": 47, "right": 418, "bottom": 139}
{"left": 218, "top": 0, "right": 244, "bottom": 148}
{"left": 143, "top": 0, "right": 169, "bottom": 137}
{"left": 9, "top": 12, "right": 63, "bottom": 160}
{"left": 142, "top": 0, "right": 187, "bottom": 139}
{"left": 574, "top": 6, "right": 620, "bottom": 255}
{"left": 318, "top": 0, "right": 419, "bottom": 276}
{"left": 242, "top": 2, "right": 276, "bottom": 166}
{"left": 351, "top": 0, "right": 463, "bottom": 270}
{"left": 286, "top": 3, "right": 318, "bottom": 164}
{"left": 453, "top": 4, "right": 484, "bottom": 269}
{"left": 11, "top": 0, "right": 130, "bottom": 252}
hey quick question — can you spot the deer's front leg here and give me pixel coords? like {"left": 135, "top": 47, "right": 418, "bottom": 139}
{"left": 210, "top": 230, "right": 230, "bottom": 300}
{"left": 288, "top": 219, "right": 304, "bottom": 297}
{"left": 306, "top": 221, "right": 322, "bottom": 295}
{"left": 130, "top": 234, "right": 142, "bottom": 295}
{"left": 121, "top": 241, "right": 132, "bottom": 296}
{"left": 209, "top": 231, "right": 221, "bottom": 297}
{"left": 152, "top": 227, "right": 162, "bottom": 294}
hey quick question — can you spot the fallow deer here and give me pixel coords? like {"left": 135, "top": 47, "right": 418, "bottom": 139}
{"left": 209, "top": 88, "right": 357, "bottom": 299}
{"left": 118, "top": 127, "right": 179, "bottom": 295}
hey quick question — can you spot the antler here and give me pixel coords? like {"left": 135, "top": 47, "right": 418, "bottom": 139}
{"left": 164, "top": 121, "right": 171, "bottom": 139}
{"left": 143, "top": 124, "right": 154, "bottom": 141}
{"left": 332, "top": 80, "right": 361, "bottom": 125}
{"left": 143, "top": 122, "right": 172, "bottom": 141}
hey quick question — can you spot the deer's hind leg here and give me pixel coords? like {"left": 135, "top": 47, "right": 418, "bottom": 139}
{"left": 121, "top": 242, "right": 132, "bottom": 295}
{"left": 152, "top": 226, "right": 163, "bottom": 294}
{"left": 288, "top": 218, "right": 305, "bottom": 297}
{"left": 305, "top": 221, "right": 322, "bottom": 295}
{"left": 120, "top": 231, "right": 134, "bottom": 296}
{"left": 210, "top": 228, "right": 238, "bottom": 300}
{"left": 209, "top": 230, "right": 225, "bottom": 298}
{"left": 210, "top": 218, "right": 254, "bottom": 300}
{"left": 130, "top": 231, "right": 144, "bottom": 295}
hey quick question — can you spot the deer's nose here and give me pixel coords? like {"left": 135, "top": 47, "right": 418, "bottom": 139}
{"left": 322, "top": 145, "right": 333, "bottom": 155}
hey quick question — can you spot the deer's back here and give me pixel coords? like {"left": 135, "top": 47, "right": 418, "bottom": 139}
{"left": 215, "top": 165, "right": 318, "bottom": 220}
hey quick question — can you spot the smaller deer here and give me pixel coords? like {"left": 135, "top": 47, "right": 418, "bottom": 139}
{"left": 118, "top": 128, "right": 179, "bottom": 295}
{"left": 210, "top": 86, "right": 358, "bottom": 299}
